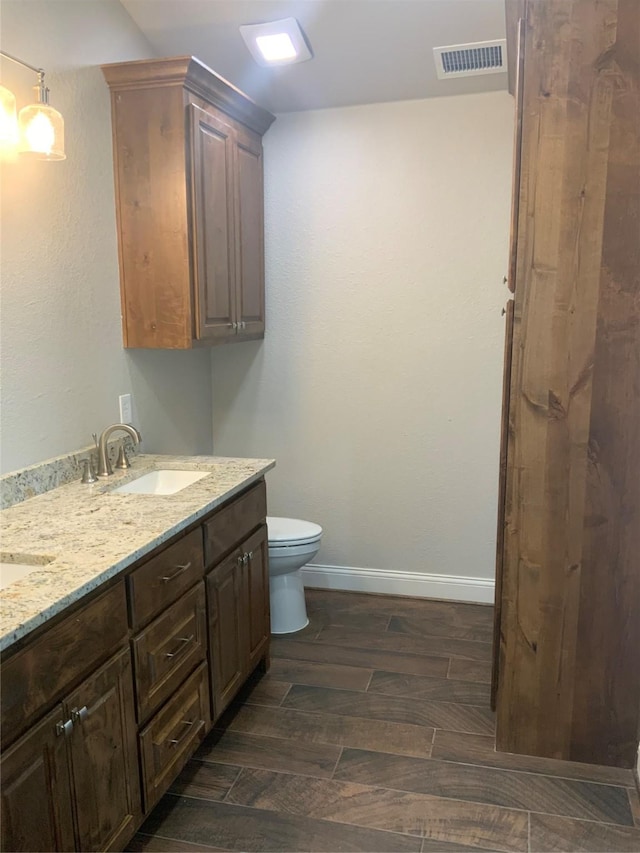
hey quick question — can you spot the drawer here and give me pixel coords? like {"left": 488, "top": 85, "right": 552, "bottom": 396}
{"left": 1, "top": 582, "right": 128, "bottom": 748}
{"left": 139, "top": 661, "right": 210, "bottom": 812}
{"left": 132, "top": 582, "right": 206, "bottom": 723}
{"left": 128, "top": 528, "right": 204, "bottom": 630}
{"left": 203, "top": 480, "right": 266, "bottom": 568}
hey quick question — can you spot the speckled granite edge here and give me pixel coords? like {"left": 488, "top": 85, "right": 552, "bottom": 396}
{"left": 0, "top": 437, "right": 138, "bottom": 509}
{"left": 0, "top": 454, "right": 275, "bottom": 652}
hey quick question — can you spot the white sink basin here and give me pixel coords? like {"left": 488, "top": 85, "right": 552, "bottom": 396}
{"left": 0, "top": 555, "right": 54, "bottom": 590}
{"left": 0, "top": 563, "right": 40, "bottom": 590}
{"left": 112, "top": 469, "right": 209, "bottom": 496}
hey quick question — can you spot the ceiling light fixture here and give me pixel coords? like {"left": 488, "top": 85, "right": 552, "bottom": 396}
{"left": 240, "top": 17, "right": 313, "bottom": 67}
{"left": 0, "top": 50, "right": 66, "bottom": 161}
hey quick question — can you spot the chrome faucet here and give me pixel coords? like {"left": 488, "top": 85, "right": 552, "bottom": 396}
{"left": 96, "top": 423, "right": 142, "bottom": 478}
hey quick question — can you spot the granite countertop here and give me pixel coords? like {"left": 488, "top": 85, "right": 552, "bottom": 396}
{"left": 0, "top": 454, "right": 275, "bottom": 653}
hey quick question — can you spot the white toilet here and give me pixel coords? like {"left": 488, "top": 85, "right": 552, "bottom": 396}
{"left": 266, "top": 516, "right": 322, "bottom": 634}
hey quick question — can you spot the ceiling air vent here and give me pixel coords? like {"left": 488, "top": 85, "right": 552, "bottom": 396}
{"left": 433, "top": 40, "right": 507, "bottom": 80}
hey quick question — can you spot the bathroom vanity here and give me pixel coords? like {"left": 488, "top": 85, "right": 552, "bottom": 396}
{"left": 0, "top": 454, "right": 274, "bottom": 852}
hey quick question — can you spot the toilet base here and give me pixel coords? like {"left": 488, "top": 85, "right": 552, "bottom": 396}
{"left": 269, "top": 569, "right": 309, "bottom": 634}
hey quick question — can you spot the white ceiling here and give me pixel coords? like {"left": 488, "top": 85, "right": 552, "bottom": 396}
{"left": 120, "top": 0, "right": 508, "bottom": 114}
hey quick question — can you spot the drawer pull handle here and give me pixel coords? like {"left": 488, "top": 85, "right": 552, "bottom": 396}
{"left": 55, "top": 719, "right": 74, "bottom": 737}
{"left": 161, "top": 562, "right": 191, "bottom": 583}
{"left": 165, "top": 634, "right": 195, "bottom": 659}
{"left": 71, "top": 706, "right": 89, "bottom": 724}
{"left": 168, "top": 719, "right": 195, "bottom": 747}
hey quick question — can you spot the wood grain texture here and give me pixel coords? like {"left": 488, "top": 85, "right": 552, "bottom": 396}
{"left": 388, "top": 613, "right": 492, "bottom": 644}
{"left": 497, "top": 0, "right": 640, "bottom": 768}
{"left": 529, "top": 812, "right": 640, "bottom": 851}
{"left": 168, "top": 760, "right": 240, "bottom": 801}
{"left": 227, "top": 768, "right": 529, "bottom": 853}
{"left": 195, "top": 729, "right": 341, "bottom": 779}
{"left": 224, "top": 703, "right": 434, "bottom": 759}
{"left": 448, "top": 658, "right": 492, "bottom": 684}
{"left": 316, "top": 626, "right": 492, "bottom": 662}
{"left": 270, "top": 637, "right": 450, "bottom": 677}
{"left": 1, "top": 581, "right": 128, "bottom": 747}
{"left": 127, "top": 834, "right": 228, "bottom": 852}
{"left": 138, "top": 796, "right": 422, "bottom": 852}
{"left": 268, "top": 657, "right": 372, "bottom": 691}
{"left": 334, "top": 748, "right": 634, "bottom": 825}
{"left": 432, "top": 730, "right": 636, "bottom": 787}
{"left": 135, "top": 589, "right": 639, "bottom": 852}
{"left": 368, "top": 671, "right": 490, "bottom": 706}
{"left": 569, "top": 0, "right": 640, "bottom": 767}
{"left": 283, "top": 685, "right": 495, "bottom": 736}
{"left": 232, "top": 671, "right": 291, "bottom": 707}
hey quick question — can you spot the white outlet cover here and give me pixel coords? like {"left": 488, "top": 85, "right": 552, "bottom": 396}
{"left": 119, "top": 393, "right": 133, "bottom": 423}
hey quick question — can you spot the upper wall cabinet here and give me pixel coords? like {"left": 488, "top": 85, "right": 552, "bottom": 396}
{"left": 102, "top": 57, "right": 275, "bottom": 349}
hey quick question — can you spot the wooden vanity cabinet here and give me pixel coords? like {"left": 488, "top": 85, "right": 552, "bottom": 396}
{"left": 101, "top": 56, "right": 275, "bottom": 350}
{"left": 0, "top": 584, "right": 141, "bottom": 853}
{"left": 0, "top": 476, "right": 271, "bottom": 850}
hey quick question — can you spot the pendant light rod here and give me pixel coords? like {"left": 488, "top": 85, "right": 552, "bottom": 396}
{"left": 0, "top": 50, "right": 44, "bottom": 76}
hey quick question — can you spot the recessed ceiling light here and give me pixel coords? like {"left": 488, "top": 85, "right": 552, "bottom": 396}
{"left": 240, "top": 17, "right": 313, "bottom": 67}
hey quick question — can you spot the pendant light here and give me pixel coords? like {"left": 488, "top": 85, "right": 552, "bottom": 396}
{"left": 18, "top": 70, "right": 65, "bottom": 160}
{"left": 0, "top": 51, "right": 66, "bottom": 161}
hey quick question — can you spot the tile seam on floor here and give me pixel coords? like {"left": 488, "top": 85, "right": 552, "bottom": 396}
{"left": 220, "top": 765, "right": 244, "bottom": 804}
{"left": 426, "top": 743, "right": 635, "bottom": 789}
{"left": 162, "top": 782, "right": 640, "bottom": 836}
{"left": 197, "top": 755, "right": 338, "bottom": 781}
{"left": 330, "top": 745, "right": 344, "bottom": 780}
{"left": 158, "top": 790, "right": 430, "bottom": 848}
{"left": 322, "top": 774, "right": 634, "bottom": 826}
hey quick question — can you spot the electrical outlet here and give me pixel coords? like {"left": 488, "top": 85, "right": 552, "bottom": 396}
{"left": 119, "top": 393, "right": 133, "bottom": 424}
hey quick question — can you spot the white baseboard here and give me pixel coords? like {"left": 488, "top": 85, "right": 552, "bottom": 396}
{"left": 301, "top": 564, "right": 494, "bottom": 605}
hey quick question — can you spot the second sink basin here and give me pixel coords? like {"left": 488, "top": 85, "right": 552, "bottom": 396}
{"left": 112, "top": 469, "right": 209, "bottom": 496}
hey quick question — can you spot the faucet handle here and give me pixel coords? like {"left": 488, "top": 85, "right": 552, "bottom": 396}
{"left": 81, "top": 458, "right": 97, "bottom": 484}
{"left": 92, "top": 432, "right": 98, "bottom": 448}
{"left": 115, "top": 442, "right": 130, "bottom": 470}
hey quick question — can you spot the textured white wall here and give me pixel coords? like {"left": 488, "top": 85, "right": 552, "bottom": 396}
{"left": 0, "top": 0, "right": 213, "bottom": 473}
{"left": 212, "top": 93, "right": 514, "bottom": 582}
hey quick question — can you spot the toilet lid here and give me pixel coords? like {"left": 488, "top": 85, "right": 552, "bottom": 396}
{"left": 267, "top": 516, "right": 323, "bottom": 546}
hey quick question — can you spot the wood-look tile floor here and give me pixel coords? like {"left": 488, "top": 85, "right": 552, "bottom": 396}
{"left": 129, "top": 590, "right": 640, "bottom": 853}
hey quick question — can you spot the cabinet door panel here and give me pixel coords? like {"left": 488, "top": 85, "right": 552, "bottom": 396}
{"left": 65, "top": 647, "right": 141, "bottom": 853}
{"left": 0, "top": 704, "right": 75, "bottom": 852}
{"left": 189, "top": 104, "right": 236, "bottom": 341}
{"left": 243, "top": 525, "right": 270, "bottom": 671}
{"left": 207, "top": 553, "right": 244, "bottom": 720}
{"left": 235, "top": 127, "right": 265, "bottom": 337}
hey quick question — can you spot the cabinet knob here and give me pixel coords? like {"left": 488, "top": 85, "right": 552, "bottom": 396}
{"left": 230, "top": 321, "right": 238, "bottom": 331}
{"left": 71, "top": 706, "right": 89, "bottom": 724}
{"left": 56, "top": 718, "right": 74, "bottom": 737}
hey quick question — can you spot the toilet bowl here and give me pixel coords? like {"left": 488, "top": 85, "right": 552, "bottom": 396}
{"left": 267, "top": 516, "right": 322, "bottom": 635}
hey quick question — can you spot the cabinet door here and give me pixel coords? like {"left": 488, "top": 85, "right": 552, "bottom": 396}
{"left": 189, "top": 104, "right": 236, "bottom": 342}
{"left": 1, "top": 704, "right": 76, "bottom": 852}
{"left": 207, "top": 552, "right": 245, "bottom": 720}
{"left": 234, "top": 126, "right": 265, "bottom": 338}
{"left": 243, "top": 524, "right": 270, "bottom": 671}
{"left": 65, "top": 647, "right": 141, "bottom": 853}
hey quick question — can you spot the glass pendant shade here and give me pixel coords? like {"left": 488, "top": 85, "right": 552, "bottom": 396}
{"left": 0, "top": 84, "right": 19, "bottom": 155}
{"left": 19, "top": 102, "right": 65, "bottom": 160}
